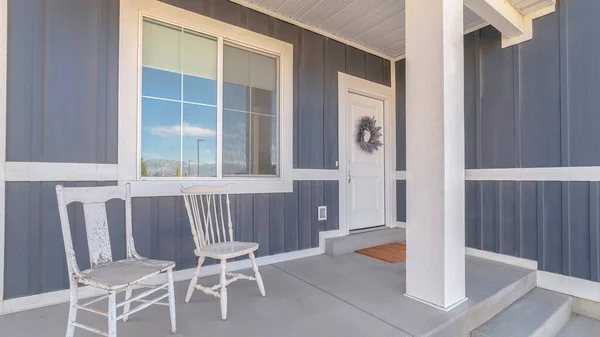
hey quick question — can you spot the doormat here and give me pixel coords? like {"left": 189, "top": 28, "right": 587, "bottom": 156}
{"left": 356, "top": 242, "right": 406, "bottom": 264}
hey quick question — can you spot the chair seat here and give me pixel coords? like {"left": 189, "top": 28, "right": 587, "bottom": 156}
{"left": 195, "top": 241, "right": 259, "bottom": 259}
{"left": 77, "top": 258, "right": 175, "bottom": 291}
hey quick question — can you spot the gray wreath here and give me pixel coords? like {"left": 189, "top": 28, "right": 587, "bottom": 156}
{"left": 356, "top": 116, "right": 383, "bottom": 154}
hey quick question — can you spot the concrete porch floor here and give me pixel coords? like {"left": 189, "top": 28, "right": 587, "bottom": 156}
{"left": 0, "top": 253, "right": 534, "bottom": 337}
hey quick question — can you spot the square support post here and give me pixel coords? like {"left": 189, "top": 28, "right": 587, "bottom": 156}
{"left": 405, "top": 0, "right": 467, "bottom": 310}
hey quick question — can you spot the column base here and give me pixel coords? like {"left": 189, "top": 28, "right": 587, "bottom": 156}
{"left": 404, "top": 293, "right": 469, "bottom": 312}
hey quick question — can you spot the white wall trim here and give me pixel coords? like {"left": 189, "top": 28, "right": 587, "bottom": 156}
{"left": 0, "top": 0, "right": 7, "bottom": 311}
{"left": 465, "top": 248, "right": 538, "bottom": 270}
{"left": 291, "top": 169, "right": 340, "bottom": 181}
{"left": 538, "top": 271, "right": 600, "bottom": 303}
{"left": 5, "top": 162, "right": 119, "bottom": 182}
{"left": 465, "top": 167, "right": 600, "bottom": 181}
{"left": 501, "top": 4, "right": 556, "bottom": 48}
{"left": 395, "top": 221, "right": 406, "bottom": 229}
{"left": 395, "top": 171, "right": 406, "bottom": 180}
{"left": 338, "top": 72, "right": 395, "bottom": 235}
{"left": 228, "top": 0, "right": 395, "bottom": 61}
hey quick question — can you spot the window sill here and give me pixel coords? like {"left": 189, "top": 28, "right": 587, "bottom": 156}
{"left": 124, "top": 178, "right": 293, "bottom": 197}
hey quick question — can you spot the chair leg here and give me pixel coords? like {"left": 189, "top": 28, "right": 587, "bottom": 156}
{"left": 249, "top": 252, "right": 266, "bottom": 297}
{"left": 185, "top": 256, "right": 205, "bottom": 303}
{"left": 167, "top": 269, "right": 177, "bottom": 333}
{"left": 122, "top": 288, "right": 132, "bottom": 323}
{"left": 65, "top": 279, "right": 79, "bottom": 337}
{"left": 108, "top": 293, "right": 117, "bottom": 337}
{"left": 219, "top": 259, "right": 228, "bottom": 320}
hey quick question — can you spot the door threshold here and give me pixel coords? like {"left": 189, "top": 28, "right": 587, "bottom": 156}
{"left": 349, "top": 225, "right": 387, "bottom": 235}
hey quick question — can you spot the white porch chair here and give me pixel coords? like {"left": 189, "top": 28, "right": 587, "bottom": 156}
{"left": 181, "top": 184, "right": 266, "bottom": 320}
{"left": 55, "top": 183, "right": 177, "bottom": 337}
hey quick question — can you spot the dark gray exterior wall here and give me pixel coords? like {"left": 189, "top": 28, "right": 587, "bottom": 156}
{"left": 2, "top": 0, "right": 392, "bottom": 299}
{"left": 462, "top": 0, "right": 600, "bottom": 283}
{"left": 4, "top": 180, "right": 338, "bottom": 299}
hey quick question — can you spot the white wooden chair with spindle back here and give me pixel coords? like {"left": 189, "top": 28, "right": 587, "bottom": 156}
{"left": 180, "top": 184, "right": 266, "bottom": 320}
{"left": 55, "top": 183, "right": 177, "bottom": 337}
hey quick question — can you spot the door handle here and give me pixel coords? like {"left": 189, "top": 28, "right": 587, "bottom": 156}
{"left": 348, "top": 174, "right": 352, "bottom": 184}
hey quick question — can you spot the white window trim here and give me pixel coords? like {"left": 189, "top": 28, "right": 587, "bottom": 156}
{"left": 119, "top": 0, "right": 293, "bottom": 196}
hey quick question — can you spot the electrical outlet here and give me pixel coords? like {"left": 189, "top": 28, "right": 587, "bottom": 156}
{"left": 318, "top": 206, "right": 327, "bottom": 221}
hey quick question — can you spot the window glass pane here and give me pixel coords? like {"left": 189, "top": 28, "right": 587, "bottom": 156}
{"left": 142, "top": 67, "right": 181, "bottom": 100}
{"left": 140, "top": 98, "right": 182, "bottom": 177}
{"left": 182, "top": 31, "right": 217, "bottom": 105}
{"left": 182, "top": 104, "right": 217, "bottom": 177}
{"left": 223, "top": 82, "right": 249, "bottom": 111}
{"left": 223, "top": 44, "right": 278, "bottom": 176}
{"left": 143, "top": 19, "right": 181, "bottom": 73}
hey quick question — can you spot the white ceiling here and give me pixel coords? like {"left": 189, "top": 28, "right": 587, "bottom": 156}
{"left": 235, "top": 0, "right": 554, "bottom": 59}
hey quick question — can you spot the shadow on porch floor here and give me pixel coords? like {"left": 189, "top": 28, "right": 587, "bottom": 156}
{"left": 0, "top": 253, "right": 534, "bottom": 337}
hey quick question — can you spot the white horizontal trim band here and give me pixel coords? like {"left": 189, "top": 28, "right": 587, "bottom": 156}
{"left": 465, "top": 167, "right": 600, "bottom": 181}
{"left": 5, "top": 162, "right": 119, "bottom": 182}
{"left": 537, "top": 270, "right": 600, "bottom": 303}
{"left": 395, "top": 171, "right": 406, "bottom": 180}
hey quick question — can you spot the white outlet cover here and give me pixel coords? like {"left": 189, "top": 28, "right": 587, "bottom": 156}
{"left": 318, "top": 206, "right": 327, "bottom": 221}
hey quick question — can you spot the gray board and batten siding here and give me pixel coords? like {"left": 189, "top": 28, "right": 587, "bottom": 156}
{"left": 460, "top": 0, "right": 600, "bottom": 283}
{"left": 3, "top": 0, "right": 390, "bottom": 300}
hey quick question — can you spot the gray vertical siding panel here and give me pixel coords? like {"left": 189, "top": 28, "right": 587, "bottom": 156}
{"left": 346, "top": 46, "right": 366, "bottom": 79}
{"left": 254, "top": 194, "right": 270, "bottom": 257}
{"left": 323, "top": 39, "right": 345, "bottom": 169}
{"left": 157, "top": 197, "right": 177, "bottom": 263}
{"left": 396, "top": 181, "right": 406, "bottom": 223}
{"left": 238, "top": 194, "right": 255, "bottom": 244}
{"left": 298, "top": 181, "right": 313, "bottom": 250}
{"left": 298, "top": 30, "right": 324, "bottom": 169}
{"left": 365, "top": 53, "right": 384, "bottom": 85}
{"left": 479, "top": 27, "right": 516, "bottom": 169}
{"left": 521, "top": 182, "right": 538, "bottom": 261}
{"left": 41, "top": 182, "right": 68, "bottom": 292}
{"left": 382, "top": 60, "right": 391, "bottom": 87}
{"left": 395, "top": 60, "right": 406, "bottom": 171}
{"left": 5, "top": 183, "right": 34, "bottom": 298}
{"left": 269, "top": 194, "right": 285, "bottom": 255}
{"left": 561, "top": 182, "right": 570, "bottom": 276}
{"left": 464, "top": 33, "right": 478, "bottom": 170}
{"left": 500, "top": 182, "right": 516, "bottom": 256}
{"left": 543, "top": 182, "right": 563, "bottom": 274}
{"left": 519, "top": 12, "right": 561, "bottom": 168}
{"left": 284, "top": 182, "right": 300, "bottom": 252}
{"left": 466, "top": 181, "right": 479, "bottom": 249}
{"left": 324, "top": 181, "right": 339, "bottom": 231}
{"left": 6, "top": 0, "right": 118, "bottom": 163}
{"left": 536, "top": 182, "right": 546, "bottom": 271}
{"left": 566, "top": 0, "right": 600, "bottom": 166}
{"left": 209, "top": 0, "right": 247, "bottom": 27}
{"left": 569, "top": 182, "right": 591, "bottom": 280}
{"left": 246, "top": 9, "right": 274, "bottom": 36}
{"left": 480, "top": 182, "right": 496, "bottom": 252}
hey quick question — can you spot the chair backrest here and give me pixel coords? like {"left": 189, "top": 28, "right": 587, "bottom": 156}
{"left": 180, "top": 184, "right": 234, "bottom": 250}
{"left": 55, "top": 183, "right": 137, "bottom": 275}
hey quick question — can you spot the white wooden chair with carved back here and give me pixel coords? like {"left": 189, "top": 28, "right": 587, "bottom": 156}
{"left": 180, "top": 184, "right": 266, "bottom": 320}
{"left": 55, "top": 183, "right": 177, "bottom": 337}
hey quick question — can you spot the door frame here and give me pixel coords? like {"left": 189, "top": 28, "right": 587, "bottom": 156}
{"left": 338, "top": 72, "right": 395, "bottom": 236}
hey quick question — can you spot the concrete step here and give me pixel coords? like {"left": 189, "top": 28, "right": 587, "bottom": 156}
{"left": 556, "top": 314, "right": 600, "bottom": 336}
{"left": 324, "top": 228, "right": 405, "bottom": 256}
{"left": 471, "top": 288, "right": 572, "bottom": 337}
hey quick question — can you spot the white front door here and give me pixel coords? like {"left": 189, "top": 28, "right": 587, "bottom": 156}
{"left": 346, "top": 92, "right": 385, "bottom": 231}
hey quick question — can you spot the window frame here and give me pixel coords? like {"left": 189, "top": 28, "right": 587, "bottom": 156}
{"left": 119, "top": 0, "right": 293, "bottom": 195}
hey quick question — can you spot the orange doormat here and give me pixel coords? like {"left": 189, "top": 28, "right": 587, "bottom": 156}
{"left": 356, "top": 242, "right": 406, "bottom": 263}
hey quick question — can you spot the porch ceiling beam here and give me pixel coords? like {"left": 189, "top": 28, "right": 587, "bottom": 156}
{"left": 464, "top": 0, "right": 525, "bottom": 38}
{"left": 464, "top": 0, "right": 556, "bottom": 48}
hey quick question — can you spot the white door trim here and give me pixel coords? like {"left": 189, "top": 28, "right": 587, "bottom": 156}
{"left": 338, "top": 72, "right": 395, "bottom": 236}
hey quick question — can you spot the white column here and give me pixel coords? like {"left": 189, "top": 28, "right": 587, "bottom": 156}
{"left": 405, "top": 0, "right": 466, "bottom": 310}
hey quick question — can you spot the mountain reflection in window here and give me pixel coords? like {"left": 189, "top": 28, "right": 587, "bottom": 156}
{"left": 139, "top": 18, "right": 278, "bottom": 178}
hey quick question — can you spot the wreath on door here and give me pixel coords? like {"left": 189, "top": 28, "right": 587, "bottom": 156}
{"left": 356, "top": 116, "right": 383, "bottom": 154}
